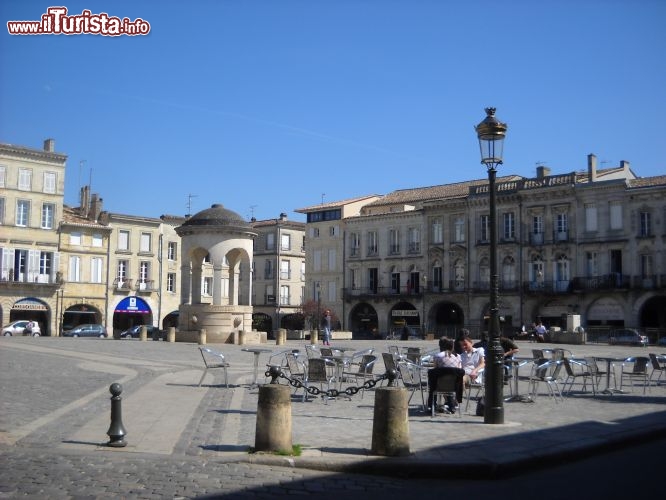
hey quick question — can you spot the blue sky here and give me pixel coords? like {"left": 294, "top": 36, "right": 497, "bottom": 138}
{"left": 1, "top": 0, "right": 665, "bottom": 222}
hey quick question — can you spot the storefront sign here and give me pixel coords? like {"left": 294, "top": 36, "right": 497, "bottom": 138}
{"left": 13, "top": 298, "right": 47, "bottom": 311}
{"left": 392, "top": 310, "right": 419, "bottom": 317}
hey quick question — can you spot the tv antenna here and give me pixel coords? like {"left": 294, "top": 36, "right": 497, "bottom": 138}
{"left": 186, "top": 194, "right": 198, "bottom": 216}
{"left": 321, "top": 193, "right": 325, "bottom": 204}
{"left": 249, "top": 205, "right": 257, "bottom": 219}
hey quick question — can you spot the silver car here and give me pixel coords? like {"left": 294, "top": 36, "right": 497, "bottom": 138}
{"left": 2, "top": 320, "right": 30, "bottom": 336}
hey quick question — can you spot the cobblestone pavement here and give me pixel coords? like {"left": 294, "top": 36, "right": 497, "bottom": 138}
{"left": 1, "top": 337, "right": 665, "bottom": 498}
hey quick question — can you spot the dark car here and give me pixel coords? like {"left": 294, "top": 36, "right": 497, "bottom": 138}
{"left": 63, "top": 324, "right": 108, "bottom": 338}
{"left": 120, "top": 325, "right": 161, "bottom": 339}
{"left": 609, "top": 328, "right": 648, "bottom": 346}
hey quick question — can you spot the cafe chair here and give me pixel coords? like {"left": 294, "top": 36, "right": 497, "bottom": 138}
{"left": 304, "top": 344, "right": 321, "bottom": 359}
{"left": 562, "top": 358, "right": 595, "bottom": 396}
{"left": 648, "top": 353, "right": 666, "bottom": 386}
{"left": 342, "top": 354, "right": 377, "bottom": 398}
{"left": 397, "top": 360, "right": 426, "bottom": 410}
{"left": 464, "top": 368, "right": 485, "bottom": 413}
{"left": 381, "top": 352, "right": 402, "bottom": 386}
{"left": 285, "top": 353, "right": 307, "bottom": 402}
{"left": 620, "top": 356, "right": 650, "bottom": 394}
{"left": 304, "top": 358, "right": 335, "bottom": 404}
{"left": 198, "top": 347, "right": 230, "bottom": 388}
{"left": 585, "top": 357, "right": 614, "bottom": 392}
{"left": 528, "top": 359, "right": 563, "bottom": 402}
{"left": 430, "top": 369, "right": 464, "bottom": 418}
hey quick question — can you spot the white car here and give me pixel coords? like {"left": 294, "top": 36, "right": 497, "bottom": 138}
{"left": 2, "top": 320, "right": 30, "bottom": 336}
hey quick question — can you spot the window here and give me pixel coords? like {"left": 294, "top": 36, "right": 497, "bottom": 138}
{"left": 503, "top": 212, "right": 515, "bottom": 240}
{"left": 479, "top": 257, "right": 489, "bottom": 287}
{"left": 329, "top": 225, "right": 338, "bottom": 237}
{"left": 118, "top": 230, "right": 130, "bottom": 251}
{"left": 167, "top": 273, "right": 176, "bottom": 292}
{"left": 203, "top": 277, "right": 213, "bottom": 296}
{"left": 480, "top": 215, "right": 489, "bottom": 242}
{"left": 70, "top": 232, "right": 81, "bottom": 245}
{"left": 391, "top": 269, "right": 401, "bottom": 293}
{"left": 328, "top": 248, "right": 336, "bottom": 271}
{"left": 139, "top": 261, "right": 150, "bottom": 286}
{"left": 311, "top": 227, "right": 320, "bottom": 238}
{"left": 556, "top": 213, "right": 568, "bottom": 234}
{"left": 531, "top": 256, "right": 544, "bottom": 286}
{"left": 609, "top": 201, "right": 622, "bottom": 230}
{"left": 300, "top": 261, "right": 305, "bottom": 281}
{"left": 0, "top": 197, "right": 4, "bottom": 224}
{"left": 0, "top": 165, "right": 5, "bottom": 187}
{"left": 92, "top": 234, "right": 103, "bottom": 247}
{"left": 313, "top": 250, "right": 321, "bottom": 271}
{"left": 555, "top": 255, "right": 570, "bottom": 291}
{"left": 16, "top": 200, "right": 30, "bottom": 226}
{"left": 432, "top": 264, "right": 442, "bottom": 292}
{"left": 280, "top": 259, "right": 290, "bottom": 280}
{"left": 350, "top": 268, "right": 359, "bottom": 289}
{"left": 266, "top": 284, "right": 275, "bottom": 303}
{"left": 18, "top": 169, "right": 31, "bottom": 190}
{"left": 502, "top": 256, "right": 516, "bottom": 288}
{"left": 327, "top": 281, "right": 337, "bottom": 302}
{"left": 350, "top": 232, "right": 360, "bottom": 257}
{"left": 43, "top": 172, "right": 56, "bottom": 193}
{"left": 266, "top": 233, "right": 275, "bottom": 250}
{"left": 368, "top": 268, "right": 378, "bottom": 293}
{"left": 532, "top": 215, "right": 543, "bottom": 235}
{"left": 41, "top": 203, "right": 55, "bottom": 229}
{"left": 279, "top": 285, "right": 290, "bottom": 305}
{"left": 389, "top": 229, "right": 400, "bottom": 255}
{"left": 280, "top": 233, "right": 290, "bottom": 251}
{"left": 585, "top": 204, "right": 598, "bottom": 232}
{"left": 432, "top": 217, "right": 443, "bottom": 244}
{"left": 14, "top": 249, "right": 27, "bottom": 281}
{"left": 408, "top": 227, "right": 420, "bottom": 253}
{"left": 91, "top": 257, "right": 103, "bottom": 283}
{"left": 39, "top": 251, "right": 52, "bottom": 280}
{"left": 264, "top": 259, "right": 273, "bottom": 279}
{"left": 367, "top": 231, "right": 378, "bottom": 256}
{"left": 117, "top": 260, "right": 128, "bottom": 283}
{"left": 68, "top": 256, "right": 81, "bottom": 282}
{"left": 453, "top": 217, "right": 465, "bottom": 243}
{"left": 640, "top": 211, "right": 651, "bottom": 237}
{"left": 140, "top": 232, "right": 151, "bottom": 253}
{"left": 453, "top": 259, "right": 465, "bottom": 290}
{"left": 641, "top": 254, "right": 653, "bottom": 278}
{"left": 167, "top": 242, "right": 177, "bottom": 260}
{"left": 586, "top": 252, "right": 598, "bottom": 276}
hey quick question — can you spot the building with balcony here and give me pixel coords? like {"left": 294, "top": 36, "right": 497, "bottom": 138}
{"left": 300, "top": 155, "right": 666, "bottom": 342}
{"left": 250, "top": 213, "right": 306, "bottom": 335}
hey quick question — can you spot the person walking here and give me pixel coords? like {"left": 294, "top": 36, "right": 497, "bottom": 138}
{"left": 322, "top": 309, "right": 332, "bottom": 346}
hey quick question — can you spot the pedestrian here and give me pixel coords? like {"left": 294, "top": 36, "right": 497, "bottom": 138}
{"left": 321, "top": 309, "right": 332, "bottom": 346}
{"left": 535, "top": 321, "right": 547, "bottom": 342}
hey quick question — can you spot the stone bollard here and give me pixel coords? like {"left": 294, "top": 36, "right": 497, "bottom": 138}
{"left": 139, "top": 325, "right": 148, "bottom": 341}
{"left": 107, "top": 383, "right": 127, "bottom": 447}
{"left": 276, "top": 328, "right": 286, "bottom": 346}
{"left": 167, "top": 327, "right": 176, "bottom": 343}
{"left": 198, "top": 328, "right": 207, "bottom": 345}
{"left": 254, "top": 384, "right": 293, "bottom": 453}
{"left": 310, "top": 329, "right": 318, "bottom": 344}
{"left": 371, "top": 387, "right": 410, "bottom": 456}
{"left": 239, "top": 330, "right": 246, "bottom": 345}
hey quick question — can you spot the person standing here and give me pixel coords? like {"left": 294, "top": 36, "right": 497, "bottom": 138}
{"left": 322, "top": 309, "right": 332, "bottom": 346}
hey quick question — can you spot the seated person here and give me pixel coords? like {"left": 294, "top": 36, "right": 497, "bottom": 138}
{"left": 426, "top": 337, "right": 463, "bottom": 413}
{"left": 459, "top": 335, "right": 485, "bottom": 386}
{"left": 500, "top": 336, "right": 519, "bottom": 384}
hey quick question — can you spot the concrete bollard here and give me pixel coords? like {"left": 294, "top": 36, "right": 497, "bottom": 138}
{"left": 239, "top": 330, "right": 246, "bottom": 345}
{"left": 107, "top": 383, "right": 127, "bottom": 447}
{"left": 310, "top": 329, "right": 318, "bottom": 344}
{"left": 254, "top": 384, "right": 293, "bottom": 453}
{"left": 198, "top": 328, "right": 207, "bottom": 345}
{"left": 276, "top": 328, "right": 286, "bottom": 346}
{"left": 139, "top": 325, "right": 148, "bottom": 341}
{"left": 371, "top": 387, "right": 410, "bottom": 457}
{"left": 167, "top": 327, "right": 176, "bottom": 343}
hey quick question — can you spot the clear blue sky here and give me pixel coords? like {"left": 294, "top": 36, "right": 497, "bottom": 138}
{"left": 2, "top": 0, "right": 664, "bottom": 222}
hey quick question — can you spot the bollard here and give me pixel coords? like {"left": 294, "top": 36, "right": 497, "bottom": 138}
{"left": 371, "top": 387, "right": 410, "bottom": 457}
{"left": 239, "top": 330, "right": 246, "bottom": 345}
{"left": 310, "top": 329, "right": 318, "bottom": 344}
{"left": 107, "top": 383, "right": 127, "bottom": 447}
{"left": 139, "top": 325, "right": 148, "bottom": 341}
{"left": 167, "top": 326, "right": 176, "bottom": 343}
{"left": 198, "top": 328, "right": 207, "bottom": 345}
{"left": 255, "top": 384, "right": 292, "bottom": 453}
{"left": 276, "top": 328, "right": 286, "bottom": 346}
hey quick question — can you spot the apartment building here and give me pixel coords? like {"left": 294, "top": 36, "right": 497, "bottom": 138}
{"left": 300, "top": 156, "right": 666, "bottom": 341}
{"left": 0, "top": 139, "right": 67, "bottom": 336}
{"left": 250, "top": 213, "right": 306, "bottom": 334}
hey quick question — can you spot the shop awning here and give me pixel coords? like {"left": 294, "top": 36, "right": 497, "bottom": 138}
{"left": 114, "top": 297, "right": 150, "bottom": 314}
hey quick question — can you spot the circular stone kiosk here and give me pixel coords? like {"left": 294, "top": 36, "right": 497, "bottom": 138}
{"left": 175, "top": 204, "right": 257, "bottom": 344}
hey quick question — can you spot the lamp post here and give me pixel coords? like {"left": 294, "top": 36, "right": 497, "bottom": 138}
{"left": 422, "top": 273, "right": 428, "bottom": 337}
{"left": 475, "top": 107, "right": 507, "bottom": 425}
{"left": 316, "top": 282, "right": 321, "bottom": 337}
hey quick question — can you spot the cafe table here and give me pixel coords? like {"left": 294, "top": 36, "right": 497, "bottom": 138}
{"left": 595, "top": 356, "right": 626, "bottom": 395}
{"left": 241, "top": 347, "right": 273, "bottom": 387}
{"left": 504, "top": 357, "right": 535, "bottom": 403}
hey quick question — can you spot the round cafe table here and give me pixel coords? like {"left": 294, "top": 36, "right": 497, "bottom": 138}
{"left": 241, "top": 347, "right": 273, "bottom": 387}
{"left": 504, "top": 357, "right": 534, "bottom": 403}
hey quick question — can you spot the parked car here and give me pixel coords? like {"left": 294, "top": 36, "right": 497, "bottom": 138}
{"left": 120, "top": 325, "right": 161, "bottom": 339}
{"left": 63, "top": 324, "right": 108, "bottom": 338}
{"left": 2, "top": 320, "right": 30, "bottom": 336}
{"left": 657, "top": 337, "right": 666, "bottom": 346}
{"left": 608, "top": 328, "right": 649, "bottom": 346}
{"left": 23, "top": 321, "right": 41, "bottom": 336}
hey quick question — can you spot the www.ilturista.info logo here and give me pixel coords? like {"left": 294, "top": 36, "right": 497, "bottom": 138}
{"left": 7, "top": 6, "right": 151, "bottom": 36}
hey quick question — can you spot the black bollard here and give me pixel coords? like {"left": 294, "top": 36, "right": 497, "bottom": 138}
{"left": 106, "top": 383, "right": 127, "bottom": 447}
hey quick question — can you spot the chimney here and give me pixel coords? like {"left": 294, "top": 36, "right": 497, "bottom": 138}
{"left": 620, "top": 160, "right": 630, "bottom": 173}
{"left": 588, "top": 154, "right": 597, "bottom": 182}
{"left": 80, "top": 186, "right": 90, "bottom": 218}
{"left": 536, "top": 166, "right": 551, "bottom": 178}
{"left": 90, "top": 194, "right": 103, "bottom": 221}
{"left": 43, "top": 138, "right": 55, "bottom": 152}
{"left": 279, "top": 212, "right": 287, "bottom": 221}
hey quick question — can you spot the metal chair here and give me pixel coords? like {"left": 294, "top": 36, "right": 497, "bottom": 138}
{"left": 528, "top": 359, "right": 563, "bottom": 401}
{"left": 430, "top": 369, "right": 464, "bottom": 418}
{"left": 620, "top": 356, "right": 650, "bottom": 394}
{"left": 585, "top": 357, "right": 614, "bottom": 392}
{"left": 648, "top": 353, "right": 666, "bottom": 386}
{"left": 562, "top": 358, "right": 595, "bottom": 395}
{"left": 464, "top": 368, "right": 485, "bottom": 413}
{"left": 342, "top": 354, "right": 377, "bottom": 398}
{"left": 397, "top": 360, "right": 426, "bottom": 410}
{"left": 198, "top": 347, "right": 230, "bottom": 388}
{"left": 304, "top": 358, "right": 335, "bottom": 403}
{"left": 285, "top": 352, "right": 307, "bottom": 401}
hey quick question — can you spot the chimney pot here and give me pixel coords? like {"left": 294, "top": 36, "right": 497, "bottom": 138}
{"left": 43, "top": 138, "right": 55, "bottom": 152}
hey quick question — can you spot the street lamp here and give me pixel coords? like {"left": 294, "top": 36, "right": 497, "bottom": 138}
{"left": 316, "top": 282, "right": 321, "bottom": 337}
{"left": 475, "top": 107, "right": 508, "bottom": 425}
